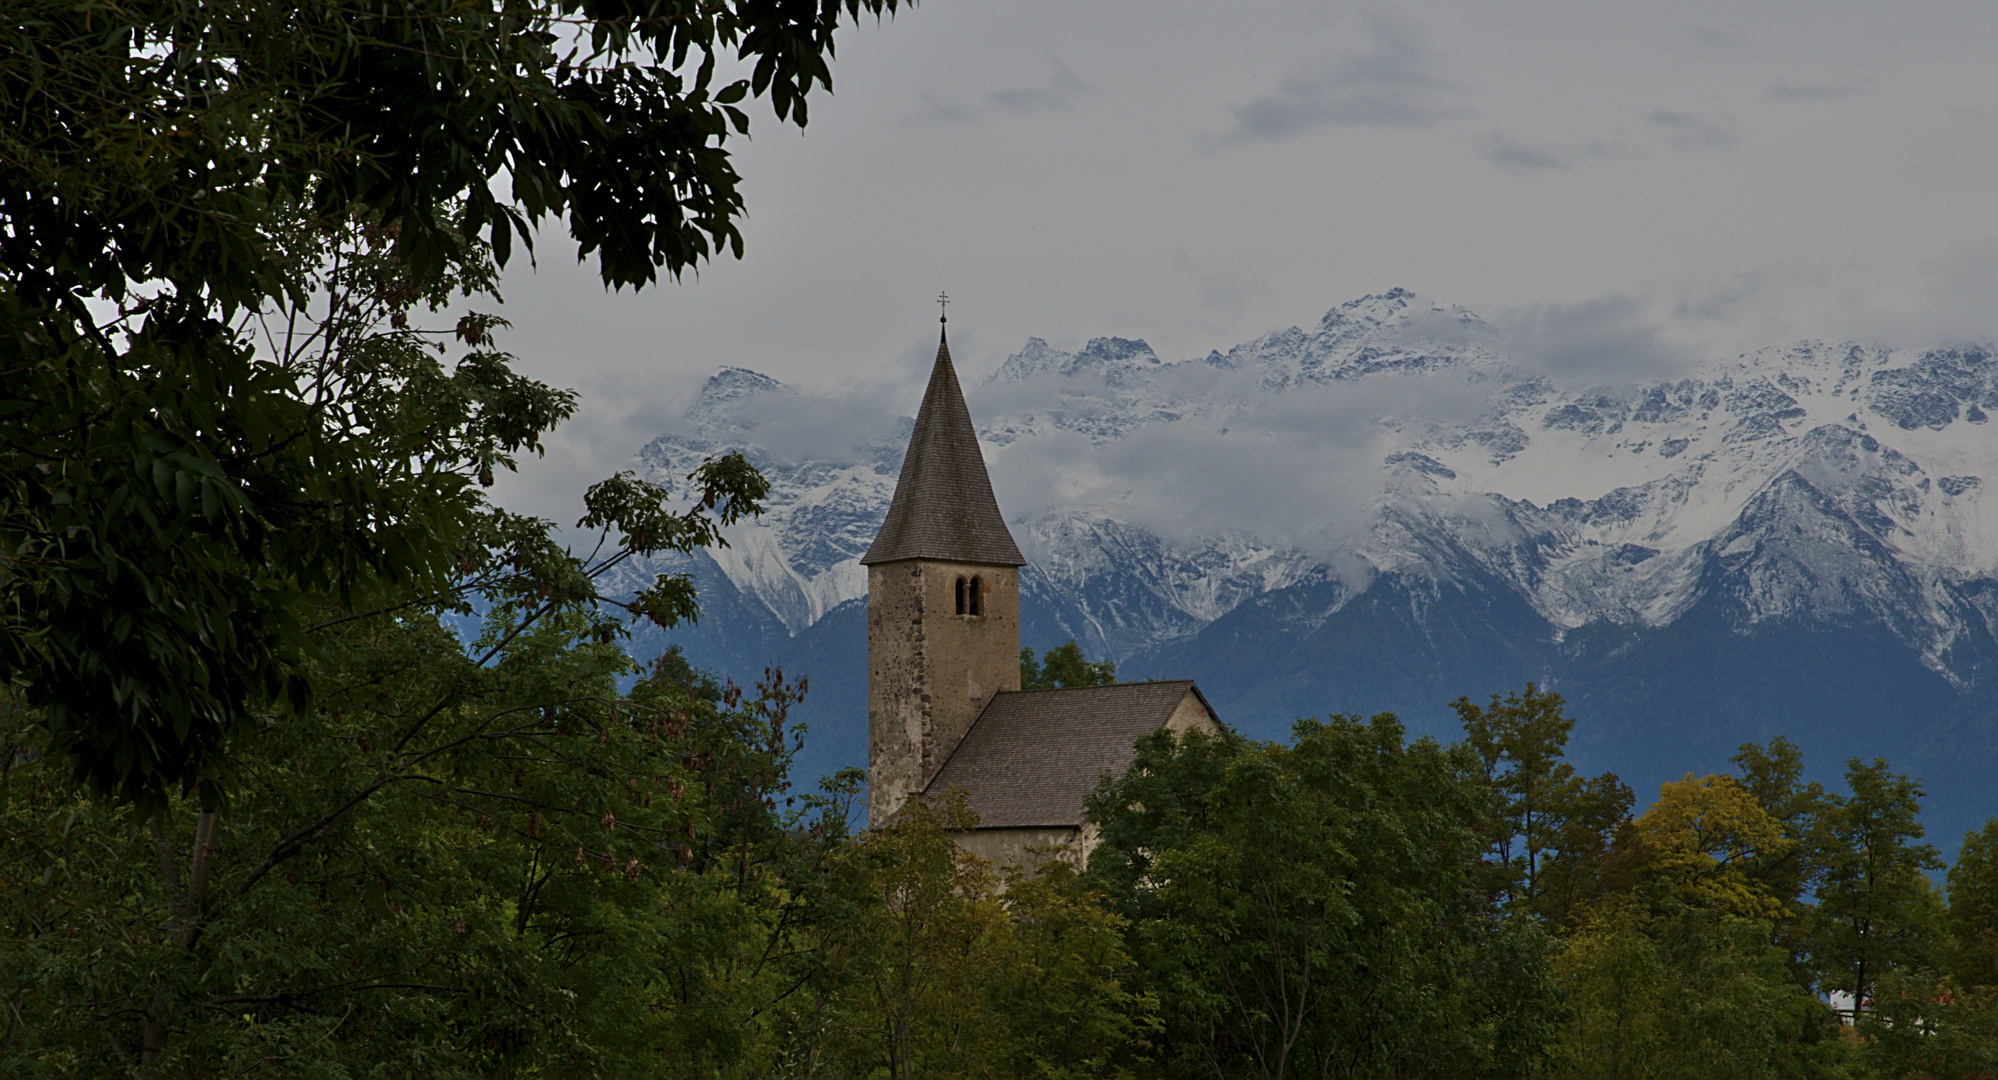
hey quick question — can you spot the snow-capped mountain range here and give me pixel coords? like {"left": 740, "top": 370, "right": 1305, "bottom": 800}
{"left": 627, "top": 290, "right": 1998, "bottom": 845}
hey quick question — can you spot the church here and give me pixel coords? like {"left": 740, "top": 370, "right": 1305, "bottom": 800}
{"left": 860, "top": 314, "right": 1220, "bottom": 864}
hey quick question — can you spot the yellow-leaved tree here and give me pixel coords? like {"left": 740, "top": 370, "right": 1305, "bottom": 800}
{"left": 1634, "top": 773, "right": 1793, "bottom": 921}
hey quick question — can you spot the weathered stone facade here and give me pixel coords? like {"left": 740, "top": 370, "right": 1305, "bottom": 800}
{"left": 866, "top": 559, "right": 1020, "bottom": 825}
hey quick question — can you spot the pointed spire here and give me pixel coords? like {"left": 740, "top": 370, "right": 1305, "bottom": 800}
{"left": 861, "top": 327, "right": 1025, "bottom": 567}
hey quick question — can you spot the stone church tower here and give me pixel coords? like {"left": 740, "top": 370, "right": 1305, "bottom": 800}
{"left": 860, "top": 322, "right": 1026, "bottom": 825}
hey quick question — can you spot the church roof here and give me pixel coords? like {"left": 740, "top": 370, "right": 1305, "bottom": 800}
{"left": 924, "top": 681, "right": 1206, "bottom": 828}
{"left": 860, "top": 330, "right": 1025, "bottom": 567}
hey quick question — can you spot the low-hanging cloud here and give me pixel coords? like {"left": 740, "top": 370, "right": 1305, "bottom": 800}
{"left": 701, "top": 387, "right": 910, "bottom": 466}
{"left": 1498, "top": 295, "right": 1696, "bottom": 383}
{"left": 660, "top": 343, "right": 1497, "bottom": 562}
{"left": 1222, "top": 11, "right": 1467, "bottom": 142}
{"left": 985, "top": 368, "right": 1490, "bottom": 555}
{"left": 656, "top": 334, "right": 941, "bottom": 467}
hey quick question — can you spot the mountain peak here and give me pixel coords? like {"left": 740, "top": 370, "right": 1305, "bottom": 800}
{"left": 989, "top": 338, "right": 1069, "bottom": 384}
{"left": 675, "top": 366, "right": 790, "bottom": 438}
{"left": 1074, "top": 336, "right": 1160, "bottom": 367}
{"left": 990, "top": 335, "right": 1161, "bottom": 385}
{"left": 692, "top": 365, "right": 781, "bottom": 408}
{"left": 1318, "top": 288, "right": 1418, "bottom": 332}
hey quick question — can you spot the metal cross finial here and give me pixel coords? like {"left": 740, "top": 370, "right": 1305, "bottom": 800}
{"left": 938, "top": 291, "right": 949, "bottom": 323}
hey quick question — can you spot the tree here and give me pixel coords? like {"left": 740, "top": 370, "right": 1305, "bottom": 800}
{"left": 1728, "top": 738, "right": 1843, "bottom": 979}
{"left": 1947, "top": 818, "right": 1998, "bottom": 988}
{"left": 1632, "top": 773, "right": 1792, "bottom": 922}
{"left": 1537, "top": 770, "right": 1640, "bottom": 930}
{"left": 0, "top": 597, "right": 841, "bottom": 1074}
{"left": 1021, "top": 640, "right": 1118, "bottom": 690}
{"left": 1853, "top": 968, "right": 1998, "bottom": 1080}
{"left": 1729, "top": 738, "right": 1840, "bottom": 911}
{"left": 1551, "top": 902, "right": 1848, "bottom": 1080}
{"left": 1, "top": 0, "right": 899, "bottom": 807}
{"left": 1808, "top": 757, "right": 1946, "bottom": 1017}
{"left": 2, "top": 0, "right": 906, "bottom": 303}
{"left": 795, "top": 790, "right": 1154, "bottom": 1080}
{"left": 1085, "top": 714, "right": 1559, "bottom": 1080}
{"left": 1454, "top": 683, "right": 1632, "bottom": 922}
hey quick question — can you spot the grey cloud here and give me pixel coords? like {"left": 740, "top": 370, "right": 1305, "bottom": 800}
{"left": 1479, "top": 133, "right": 1623, "bottom": 173}
{"left": 1389, "top": 308, "right": 1498, "bottom": 350}
{"left": 1222, "top": 12, "right": 1466, "bottom": 142}
{"left": 1823, "top": 242, "right": 1998, "bottom": 348}
{"left": 672, "top": 335, "right": 941, "bottom": 465}
{"left": 918, "top": 57, "right": 1091, "bottom": 124}
{"left": 993, "top": 420, "right": 1385, "bottom": 550}
{"left": 988, "top": 58, "right": 1089, "bottom": 114}
{"left": 917, "top": 94, "right": 979, "bottom": 124}
{"left": 1683, "top": 23, "right": 1745, "bottom": 49}
{"left": 708, "top": 389, "right": 909, "bottom": 466}
{"left": 1767, "top": 84, "right": 1860, "bottom": 101}
{"left": 1173, "top": 247, "right": 1274, "bottom": 331}
{"left": 1673, "top": 273, "right": 1764, "bottom": 322}
{"left": 1500, "top": 296, "right": 1695, "bottom": 382}
{"left": 485, "top": 371, "right": 712, "bottom": 546}
{"left": 987, "top": 370, "right": 1488, "bottom": 551}
{"left": 1483, "top": 136, "right": 1566, "bottom": 171}
{"left": 1648, "top": 110, "right": 1735, "bottom": 152}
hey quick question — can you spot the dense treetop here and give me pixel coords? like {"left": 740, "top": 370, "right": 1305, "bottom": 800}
{"left": 1, "top": 0, "right": 902, "bottom": 807}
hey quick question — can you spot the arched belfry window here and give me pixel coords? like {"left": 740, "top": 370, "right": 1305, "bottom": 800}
{"left": 969, "top": 576, "right": 985, "bottom": 617}
{"left": 955, "top": 577, "right": 969, "bottom": 615}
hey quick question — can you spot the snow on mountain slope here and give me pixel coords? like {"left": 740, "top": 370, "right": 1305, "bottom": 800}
{"left": 629, "top": 292, "right": 1998, "bottom": 694}
{"left": 632, "top": 367, "right": 901, "bottom": 633}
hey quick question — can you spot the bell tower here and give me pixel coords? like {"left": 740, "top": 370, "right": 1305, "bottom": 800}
{"left": 861, "top": 311, "right": 1025, "bottom": 825}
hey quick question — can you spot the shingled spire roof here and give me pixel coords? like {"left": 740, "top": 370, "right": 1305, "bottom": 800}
{"left": 861, "top": 328, "right": 1025, "bottom": 567}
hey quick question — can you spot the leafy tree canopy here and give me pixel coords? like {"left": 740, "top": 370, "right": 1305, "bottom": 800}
{"left": 1, "top": 597, "right": 837, "bottom": 1074}
{"left": 1084, "top": 714, "right": 1560, "bottom": 1080}
{"left": 1950, "top": 819, "right": 1998, "bottom": 987}
{"left": 1, "top": 0, "right": 899, "bottom": 807}
{"left": 1634, "top": 772, "right": 1793, "bottom": 922}
{"left": 1807, "top": 757, "right": 1946, "bottom": 1012}
{"left": 2, "top": 0, "right": 908, "bottom": 307}
{"left": 1021, "top": 640, "right": 1117, "bottom": 690}
{"left": 802, "top": 791, "right": 1156, "bottom": 1079}
{"left": 1551, "top": 901, "right": 1847, "bottom": 1080}
{"left": 1453, "top": 683, "right": 1632, "bottom": 923}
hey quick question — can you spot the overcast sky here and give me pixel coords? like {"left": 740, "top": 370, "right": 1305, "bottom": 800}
{"left": 488, "top": 0, "right": 1998, "bottom": 524}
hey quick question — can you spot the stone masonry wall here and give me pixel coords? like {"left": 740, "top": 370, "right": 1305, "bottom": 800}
{"left": 866, "top": 559, "right": 1020, "bottom": 825}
